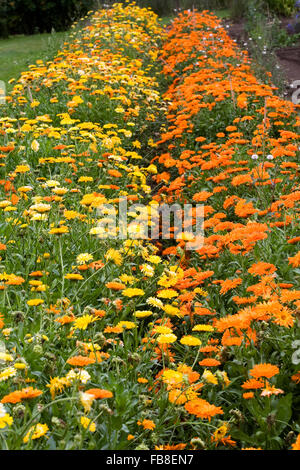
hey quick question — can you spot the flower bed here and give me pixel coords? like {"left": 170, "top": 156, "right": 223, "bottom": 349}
{"left": 0, "top": 2, "right": 299, "bottom": 451}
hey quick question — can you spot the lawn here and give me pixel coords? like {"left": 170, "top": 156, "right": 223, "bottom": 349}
{"left": 0, "top": 32, "right": 67, "bottom": 90}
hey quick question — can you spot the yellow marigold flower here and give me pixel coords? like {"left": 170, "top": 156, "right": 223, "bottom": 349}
{"left": 64, "top": 273, "right": 84, "bottom": 281}
{"left": 180, "top": 336, "right": 202, "bottom": 346}
{"left": 157, "top": 333, "right": 177, "bottom": 345}
{"left": 213, "top": 424, "right": 228, "bottom": 441}
{"left": 117, "top": 321, "right": 136, "bottom": 330}
{"left": 140, "top": 264, "right": 154, "bottom": 277}
{"left": 15, "top": 164, "right": 30, "bottom": 173}
{"left": 14, "top": 363, "right": 27, "bottom": 370}
{"left": 78, "top": 176, "right": 93, "bottom": 183}
{"left": 163, "top": 304, "right": 182, "bottom": 317}
{"left": 31, "top": 140, "right": 40, "bottom": 152}
{"left": 119, "top": 274, "right": 136, "bottom": 284}
{"left": 146, "top": 297, "right": 163, "bottom": 309}
{"left": 155, "top": 326, "right": 172, "bottom": 334}
{"left": 30, "top": 100, "right": 40, "bottom": 108}
{"left": 146, "top": 255, "right": 161, "bottom": 264}
{"left": 0, "top": 352, "right": 13, "bottom": 362}
{"left": 73, "top": 314, "right": 97, "bottom": 330}
{"left": 1, "top": 328, "right": 12, "bottom": 337}
{"left": 0, "top": 367, "right": 16, "bottom": 382}
{"left": 49, "top": 226, "right": 69, "bottom": 235}
{"left": 134, "top": 310, "right": 153, "bottom": 318}
{"left": 157, "top": 289, "right": 178, "bottom": 299}
{"left": 122, "top": 288, "right": 145, "bottom": 297}
{"left": 64, "top": 210, "right": 80, "bottom": 220}
{"left": 162, "top": 369, "right": 183, "bottom": 387}
{"left": 76, "top": 253, "right": 93, "bottom": 265}
{"left": 27, "top": 298, "right": 44, "bottom": 306}
{"left": 192, "top": 325, "right": 214, "bottom": 332}
{"left": 202, "top": 369, "right": 218, "bottom": 385}
{"left": 168, "top": 389, "right": 187, "bottom": 405}
{"left": 146, "top": 164, "right": 157, "bottom": 174}
{"left": 105, "top": 248, "right": 123, "bottom": 266}
{"left": 47, "top": 377, "right": 70, "bottom": 400}
{"left": 80, "top": 416, "right": 96, "bottom": 432}
{"left": 194, "top": 287, "right": 208, "bottom": 297}
{"left": 23, "top": 423, "right": 49, "bottom": 443}
{"left": 0, "top": 404, "right": 13, "bottom": 429}
{"left": 80, "top": 391, "right": 94, "bottom": 413}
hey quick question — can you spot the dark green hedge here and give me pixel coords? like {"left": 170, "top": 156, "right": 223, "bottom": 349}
{"left": 0, "top": 0, "right": 95, "bottom": 37}
{"left": 0, "top": 0, "right": 294, "bottom": 38}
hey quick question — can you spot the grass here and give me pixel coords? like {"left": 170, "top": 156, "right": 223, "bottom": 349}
{"left": 214, "top": 9, "right": 231, "bottom": 19}
{"left": 0, "top": 31, "right": 67, "bottom": 91}
{"left": 160, "top": 8, "right": 230, "bottom": 28}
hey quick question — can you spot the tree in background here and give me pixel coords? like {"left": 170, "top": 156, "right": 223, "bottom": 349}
{"left": 0, "top": 0, "right": 94, "bottom": 37}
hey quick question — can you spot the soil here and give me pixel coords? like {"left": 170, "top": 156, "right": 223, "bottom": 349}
{"left": 224, "top": 18, "right": 300, "bottom": 102}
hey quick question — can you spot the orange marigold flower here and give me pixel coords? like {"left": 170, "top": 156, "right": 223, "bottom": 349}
{"left": 137, "top": 419, "right": 156, "bottom": 430}
{"left": 219, "top": 278, "right": 242, "bottom": 295}
{"left": 241, "top": 378, "right": 265, "bottom": 390}
{"left": 289, "top": 251, "right": 300, "bottom": 267}
{"left": 1, "top": 387, "right": 43, "bottom": 403}
{"left": 198, "top": 358, "right": 221, "bottom": 367}
{"left": 67, "top": 355, "right": 95, "bottom": 366}
{"left": 291, "top": 434, "right": 300, "bottom": 450}
{"left": 85, "top": 388, "right": 113, "bottom": 399}
{"left": 184, "top": 398, "right": 223, "bottom": 420}
{"left": 249, "top": 363, "right": 279, "bottom": 380}
{"left": 105, "top": 282, "right": 126, "bottom": 290}
{"left": 291, "top": 371, "right": 300, "bottom": 384}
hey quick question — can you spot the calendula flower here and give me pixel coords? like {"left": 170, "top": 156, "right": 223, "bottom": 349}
{"left": 117, "top": 321, "right": 136, "bottom": 330}
{"left": 80, "top": 416, "right": 96, "bottom": 432}
{"left": 155, "top": 326, "right": 173, "bottom": 334}
{"left": 31, "top": 140, "right": 40, "bottom": 152}
{"left": 105, "top": 249, "right": 123, "bottom": 266}
{"left": 137, "top": 419, "right": 155, "bottom": 430}
{"left": 146, "top": 297, "right": 163, "bottom": 308}
{"left": 80, "top": 391, "right": 94, "bottom": 413}
{"left": 185, "top": 398, "right": 223, "bottom": 420}
{"left": 15, "top": 164, "right": 30, "bottom": 173}
{"left": 73, "top": 314, "right": 97, "bottom": 330}
{"left": 157, "top": 333, "right": 177, "bottom": 344}
{"left": 27, "top": 298, "right": 44, "bottom": 306}
{"left": 85, "top": 388, "right": 113, "bottom": 399}
{"left": 202, "top": 369, "right": 218, "bottom": 385}
{"left": 249, "top": 363, "right": 280, "bottom": 380}
{"left": 134, "top": 310, "right": 153, "bottom": 318}
{"left": 180, "top": 336, "right": 201, "bottom": 346}
{"left": 23, "top": 423, "right": 49, "bottom": 443}
{"left": 76, "top": 253, "right": 93, "bottom": 265}
{"left": 140, "top": 264, "right": 154, "bottom": 277}
{"left": 0, "top": 404, "right": 13, "bottom": 429}
{"left": 66, "top": 369, "right": 90, "bottom": 384}
{"left": 0, "top": 367, "right": 16, "bottom": 382}
{"left": 47, "top": 376, "right": 70, "bottom": 399}
{"left": 157, "top": 289, "right": 178, "bottom": 299}
{"left": 122, "top": 288, "right": 145, "bottom": 297}
{"left": 192, "top": 324, "right": 214, "bottom": 332}
{"left": 49, "top": 226, "right": 69, "bottom": 235}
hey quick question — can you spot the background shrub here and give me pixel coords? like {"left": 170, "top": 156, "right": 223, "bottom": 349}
{"left": 0, "top": 0, "right": 95, "bottom": 37}
{"left": 0, "top": 0, "right": 296, "bottom": 38}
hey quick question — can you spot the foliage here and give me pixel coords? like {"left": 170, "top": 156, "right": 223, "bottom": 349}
{"left": 0, "top": 31, "right": 67, "bottom": 90}
{"left": 266, "top": 0, "right": 296, "bottom": 15}
{"left": 0, "top": 0, "right": 94, "bottom": 37}
{"left": 0, "top": 2, "right": 299, "bottom": 451}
